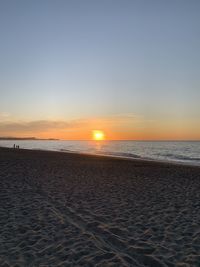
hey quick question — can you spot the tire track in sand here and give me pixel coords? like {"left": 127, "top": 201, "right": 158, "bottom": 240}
{"left": 32, "top": 185, "right": 165, "bottom": 267}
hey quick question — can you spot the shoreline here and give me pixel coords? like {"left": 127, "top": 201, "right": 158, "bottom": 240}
{"left": 0, "top": 145, "right": 200, "bottom": 168}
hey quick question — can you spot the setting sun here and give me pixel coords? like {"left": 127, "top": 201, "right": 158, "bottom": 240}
{"left": 92, "top": 130, "right": 105, "bottom": 141}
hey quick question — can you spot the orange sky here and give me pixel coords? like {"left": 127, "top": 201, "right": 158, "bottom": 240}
{"left": 0, "top": 114, "right": 199, "bottom": 140}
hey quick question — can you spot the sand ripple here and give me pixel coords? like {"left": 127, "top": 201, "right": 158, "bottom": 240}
{"left": 0, "top": 148, "right": 200, "bottom": 266}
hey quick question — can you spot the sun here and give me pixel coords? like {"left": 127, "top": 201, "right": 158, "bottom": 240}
{"left": 92, "top": 130, "right": 105, "bottom": 141}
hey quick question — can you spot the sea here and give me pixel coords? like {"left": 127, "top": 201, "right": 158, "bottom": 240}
{"left": 0, "top": 140, "right": 200, "bottom": 166}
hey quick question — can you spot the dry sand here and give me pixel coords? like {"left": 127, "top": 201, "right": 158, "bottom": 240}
{"left": 0, "top": 147, "right": 200, "bottom": 267}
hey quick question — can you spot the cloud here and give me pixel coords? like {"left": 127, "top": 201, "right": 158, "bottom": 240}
{"left": 0, "top": 114, "right": 151, "bottom": 139}
{"left": 0, "top": 112, "right": 11, "bottom": 120}
{"left": 0, "top": 114, "right": 143, "bottom": 132}
{"left": 0, "top": 119, "right": 86, "bottom": 133}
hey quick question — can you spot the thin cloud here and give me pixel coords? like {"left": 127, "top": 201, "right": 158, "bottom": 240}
{"left": 0, "top": 114, "right": 150, "bottom": 139}
{"left": 0, "top": 119, "right": 85, "bottom": 133}
{"left": 0, "top": 112, "right": 11, "bottom": 120}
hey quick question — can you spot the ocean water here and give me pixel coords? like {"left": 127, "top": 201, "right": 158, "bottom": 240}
{"left": 0, "top": 140, "right": 200, "bottom": 166}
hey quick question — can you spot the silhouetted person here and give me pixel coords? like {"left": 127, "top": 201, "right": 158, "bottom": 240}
{"left": 13, "top": 144, "right": 15, "bottom": 149}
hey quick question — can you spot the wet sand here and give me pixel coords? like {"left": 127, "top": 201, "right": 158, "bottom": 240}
{"left": 0, "top": 147, "right": 200, "bottom": 267}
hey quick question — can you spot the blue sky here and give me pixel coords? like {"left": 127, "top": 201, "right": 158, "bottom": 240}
{"left": 0, "top": 0, "right": 199, "bottom": 139}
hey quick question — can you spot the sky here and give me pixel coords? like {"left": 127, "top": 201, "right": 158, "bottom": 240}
{"left": 0, "top": 0, "right": 200, "bottom": 140}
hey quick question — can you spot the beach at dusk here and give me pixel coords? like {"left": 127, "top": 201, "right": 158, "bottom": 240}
{"left": 0, "top": 0, "right": 200, "bottom": 266}
{"left": 0, "top": 147, "right": 200, "bottom": 266}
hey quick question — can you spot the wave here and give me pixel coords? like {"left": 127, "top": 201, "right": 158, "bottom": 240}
{"left": 59, "top": 149, "right": 200, "bottom": 165}
{"left": 171, "top": 154, "right": 200, "bottom": 161}
{"left": 59, "top": 149, "right": 143, "bottom": 160}
{"left": 155, "top": 152, "right": 200, "bottom": 161}
{"left": 94, "top": 151, "right": 142, "bottom": 159}
{"left": 62, "top": 149, "right": 200, "bottom": 162}
{"left": 60, "top": 149, "right": 73, "bottom": 152}
{"left": 1, "top": 140, "right": 199, "bottom": 166}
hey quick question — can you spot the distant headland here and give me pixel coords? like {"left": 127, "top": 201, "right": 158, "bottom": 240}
{"left": 0, "top": 137, "right": 59, "bottom": 141}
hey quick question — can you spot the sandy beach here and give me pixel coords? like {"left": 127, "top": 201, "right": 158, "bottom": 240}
{"left": 0, "top": 147, "right": 199, "bottom": 267}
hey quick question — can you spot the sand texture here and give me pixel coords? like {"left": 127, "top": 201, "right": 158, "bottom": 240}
{"left": 0, "top": 148, "right": 200, "bottom": 267}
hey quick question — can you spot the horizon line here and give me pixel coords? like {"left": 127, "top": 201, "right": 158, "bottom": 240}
{"left": 0, "top": 137, "right": 200, "bottom": 142}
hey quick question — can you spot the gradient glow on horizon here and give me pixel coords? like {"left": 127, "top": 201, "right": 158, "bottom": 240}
{"left": 0, "top": 1, "right": 200, "bottom": 140}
